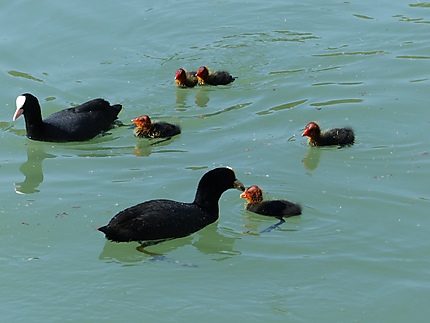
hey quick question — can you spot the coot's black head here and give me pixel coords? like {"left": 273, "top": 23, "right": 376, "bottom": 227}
{"left": 193, "top": 167, "right": 245, "bottom": 209}
{"left": 302, "top": 121, "right": 321, "bottom": 138}
{"left": 13, "top": 93, "right": 41, "bottom": 121}
{"left": 240, "top": 185, "right": 263, "bottom": 204}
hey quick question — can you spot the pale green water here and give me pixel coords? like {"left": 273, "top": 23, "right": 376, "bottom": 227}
{"left": 1, "top": 1, "right": 429, "bottom": 322}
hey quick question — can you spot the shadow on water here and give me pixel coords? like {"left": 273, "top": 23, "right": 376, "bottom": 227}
{"left": 133, "top": 136, "right": 185, "bottom": 156}
{"left": 301, "top": 143, "right": 354, "bottom": 171}
{"left": 98, "top": 238, "right": 198, "bottom": 268}
{"left": 15, "top": 144, "right": 56, "bottom": 194}
{"left": 11, "top": 131, "right": 184, "bottom": 194}
{"left": 175, "top": 87, "right": 211, "bottom": 109}
{"left": 301, "top": 146, "right": 322, "bottom": 171}
{"left": 241, "top": 210, "right": 301, "bottom": 235}
{"left": 98, "top": 223, "right": 241, "bottom": 266}
{"left": 133, "top": 140, "right": 152, "bottom": 157}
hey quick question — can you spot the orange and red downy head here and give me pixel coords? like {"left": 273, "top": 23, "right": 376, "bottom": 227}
{"left": 175, "top": 68, "right": 186, "bottom": 81}
{"left": 196, "top": 66, "right": 209, "bottom": 79}
{"left": 240, "top": 185, "right": 263, "bottom": 204}
{"left": 302, "top": 121, "right": 320, "bottom": 138}
{"left": 132, "top": 115, "right": 152, "bottom": 131}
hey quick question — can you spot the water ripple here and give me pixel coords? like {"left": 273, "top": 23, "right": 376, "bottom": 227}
{"left": 397, "top": 55, "right": 430, "bottom": 60}
{"left": 7, "top": 70, "right": 44, "bottom": 83}
{"left": 310, "top": 98, "right": 363, "bottom": 107}
{"left": 257, "top": 99, "right": 308, "bottom": 115}
{"left": 313, "top": 50, "right": 388, "bottom": 57}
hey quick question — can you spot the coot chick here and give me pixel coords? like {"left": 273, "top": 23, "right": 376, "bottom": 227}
{"left": 196, "top": 66, "right": 236, "bottom": 86}
{"left": 132, "top": 115, "right": 181, "bottom": 139}
{"left": 175, "top": 68, "right": 198, "bottom": 88}
{"left": 12, "top": 93, "right": 122, "bottom": 142}
{"left": 241, "top": 185, "right": 301, "bottom": 233}
{"left": 240, "top": 185, "right": 302, "bottom": 218}
{"left": 302, "top": 121, "right": 354, "bottom": 147}
{"left": 99, "top": 167, "right": 245, "bottom": 248}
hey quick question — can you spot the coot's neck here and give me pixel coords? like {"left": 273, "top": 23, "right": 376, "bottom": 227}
{"left": 23, "top": 107, "right": 45, "bottom": 139}
{"left": 193, "top": 187, "right": 222, "bottom": 217}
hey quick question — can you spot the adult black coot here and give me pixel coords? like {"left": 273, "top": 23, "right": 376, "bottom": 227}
{"left": 302, "top": 121, "right": 354, "bottom": 147}
{"left": 240, "top": 185, "right": 301, "bottom": 233}
{"left": 98, "top": 167, "right": 245, "bottom": 248}
{"left": 132, "top": 115, "right": 181, "bottom": 139}
{"left": 175, "top": 68, "right": 198, "bottom": 88}
{"left": 12, "top": 93, "right": 122, "bottom": 142}
{"left": 196, "top": 66, "right": 236, "bottom": 86}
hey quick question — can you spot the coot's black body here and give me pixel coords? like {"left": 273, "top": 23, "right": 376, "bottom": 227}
{"left": 302, "top": 121, "right": 354, "bottom": 147}
{"left": 99, "top": 167, "right": 245, "bottom": 247}
{"left": 196, "top": 66, "right": 236, "bottom": 86}
{"left": 13, "top": 93, "right": 122, "bottom": 142}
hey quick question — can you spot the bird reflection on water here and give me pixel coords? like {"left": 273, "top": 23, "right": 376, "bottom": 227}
{"left": 15, "top": 145, "right": 55, "bottom": 194}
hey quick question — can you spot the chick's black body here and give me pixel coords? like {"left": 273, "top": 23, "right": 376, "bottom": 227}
{"left": 99, "top": 167, "right": 245, "bottom": 247}
{"left": 245, "top": 200, "right": 302, "bottom": 219}
{"left": 196, "top": 66, "right": 236, "bottom": 86}
{"left": 203, "top": 71, "right": 235, "bottom": 86}
{"left": 136, "top": 122, "right": 181, "bottom": 139}
{"left": 13, "top": 93, "right": 122, "bottom": 142}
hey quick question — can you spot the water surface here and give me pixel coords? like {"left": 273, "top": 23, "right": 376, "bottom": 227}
{"left": 1, "top": 1, "right": 429, "bottom": 322}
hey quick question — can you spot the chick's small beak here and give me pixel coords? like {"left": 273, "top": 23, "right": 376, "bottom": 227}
{"left": 234, "top": 179, "right": 245, "bottom": 192}
{"left": 302, "top": 129, "right": 309, "bottom": 137}
{"left": 240, "top": 191, "right": 247, "bottom": 198}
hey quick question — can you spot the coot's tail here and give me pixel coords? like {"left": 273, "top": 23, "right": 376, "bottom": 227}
{"left": 111, "top": 104, "right": 122, "bottom": 119}
{"left": 98, "top": 225, "right": 108, "bottom": 234}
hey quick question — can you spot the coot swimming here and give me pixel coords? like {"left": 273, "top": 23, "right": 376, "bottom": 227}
{"left": 241, "top": 185, "right": 302, "bottom": 218}
{"left": 302, "top": 121, "right": 354, "bottom": 147}
{"left": 175, "top": 68, "right": 198, "bottom": 88}
{"left": 240, "top": 185, "right": 301, "bottom": 233}
{"left": 13, "top": 93, "right": 122, "bottom": 142}
{"left": 99, "top": 167, "right": 245, "bottom": 248}
{"left": 132, "top": 115, "right": 181, "bottom": 139}
{"left": 196, "top": 66, "right": 236, "bottom": 86}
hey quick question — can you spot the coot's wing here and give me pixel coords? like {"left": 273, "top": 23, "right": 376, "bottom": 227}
{"left": 41, "top": 99, "right": 122, "bottom": 141}
{"left": 68, "top": 98, "right": 121, "bottom": 120}
{"left": 105, "top": 200, "right": 209, "bottom": 241}
{"left": 72, "top": 98, "right": 111, "bottom": 113}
